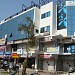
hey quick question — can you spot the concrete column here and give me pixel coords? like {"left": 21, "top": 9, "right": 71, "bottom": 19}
{"left": 35, "top": 54, "right": 38, "bottom": 71}
{"left": 54, "top": 59, "right": 57, "bottom": 71}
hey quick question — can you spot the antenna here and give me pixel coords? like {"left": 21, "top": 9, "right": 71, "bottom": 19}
{"left": 22, "top": 4, "right": 27, "bottom": 11}
{"left": 31, "top": 1, "right": 35, "bottom": 6}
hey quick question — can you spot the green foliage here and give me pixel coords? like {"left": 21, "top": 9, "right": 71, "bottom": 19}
{"left": 18, "top": 16, "right": 37, "bottom": 47}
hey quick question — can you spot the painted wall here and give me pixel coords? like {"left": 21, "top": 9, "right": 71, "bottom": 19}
{"left": 57, "top": 29, "right": 67, "bottom": 36}
{"left": 40, "top": 2, "right": 53, "bottom": 36}
{"left": 34, "top": 7, "right": 40, "bottom": 34}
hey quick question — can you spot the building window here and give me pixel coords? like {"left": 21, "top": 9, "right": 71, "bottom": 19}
{"left": 35, "top": 29, "right": 39, "bottom": 33}
{"left": 47, "top": 12, "right": 50, "bottom": 17}
{"left": 40, "top": 27, "right": 45, "bottom": 33}
{"left": 46, "top": 26, "right": 50, "bottom": 32}
{"left": 41, "top": 11, "right": 50, "bottom": 19}
{"left": 40, "top": 26, "right": 50, "bottom": 34}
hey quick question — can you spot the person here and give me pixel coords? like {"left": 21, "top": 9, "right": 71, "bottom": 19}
{"left": 32, "top": 64, "right": 34, "bottom": 69}
{"left": 9, "top": 61, "right": 14, "bottom": 69}
{"left": 9, "top": 61, "right": 16, "bottom": 75}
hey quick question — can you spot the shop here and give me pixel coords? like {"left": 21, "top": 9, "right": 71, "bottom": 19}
{"left": 57, "top": 55, "right": 75, "bottom": 72}
{"left": 38, "top": 54, "right": 55, "bottom": 71}
{"left": 0, "top": 46, "right": 6, "bottom": 59}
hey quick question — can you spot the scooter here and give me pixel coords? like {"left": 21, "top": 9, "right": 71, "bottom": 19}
{"left": 1, "top": 64, "right": 9, "bottom": 71}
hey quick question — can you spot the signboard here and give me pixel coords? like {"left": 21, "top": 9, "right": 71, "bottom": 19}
{"left": 66, "top": 1, "right": 74, "bottom": 6}
{"left": 0, "top": 46, "right": 6, "bottom": 52}
{"left": 12, "top": 53, "right": 19, "bottom": 58}
{"left": 17, "top": 49, "right": 23, "bottom": 54}
{"left": 0, "top": 38, "right": 6, "bottom": 45}
{"left": 39, "top": 54, "right": 51, "bottom": 58}
{"left": 7, "top": 41, "right": 13, "bottom": 45}
{"left": 47, "top": 47, "right": 59, "bottom": 54}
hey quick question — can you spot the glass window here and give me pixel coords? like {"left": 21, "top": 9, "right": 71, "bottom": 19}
{"left": 41, "top": 14, "right": 45, "bottom": 19}
{"left": 47, "top": 11, "right": 50, "bottom": 17}
{"left": 46, "top": 26, "right": 50, "bottom": 32}
{"left": 35, "top": 29, "right": 39, "bottom": 33}
{"left": 40, "top": 27, "right": 45, "bottom": 33}
{"left": 41, "top": 11, "right": 50, "bottom": 19}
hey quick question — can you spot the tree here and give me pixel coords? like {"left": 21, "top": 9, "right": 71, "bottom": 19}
{"left": 18, "top": 16, "right": 37, "bottom": 75}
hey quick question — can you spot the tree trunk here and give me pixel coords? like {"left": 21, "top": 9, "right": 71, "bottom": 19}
{"left": 21, "top": 58, "right": 28, "bottom": 75}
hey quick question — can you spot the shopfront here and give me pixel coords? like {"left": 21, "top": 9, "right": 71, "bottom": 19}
{"left": 38, "top": 54, "right": 55, "bottom": 71}
{"left": 0, "top": 46, "right": 6, "bottom": 59}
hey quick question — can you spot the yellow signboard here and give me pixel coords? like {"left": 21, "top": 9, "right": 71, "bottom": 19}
{"left": 12, "top": 53, "right": 19, "bottom": 58}
{"left": 47, "top": 47, "right": 59, "bottom": 53}
{"left": 12, "top": 56, "right": 19, "bottom": 58}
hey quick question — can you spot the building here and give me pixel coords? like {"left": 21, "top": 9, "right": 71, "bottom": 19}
{"left": 0, "top": 0, "right": 75, "bottom": 72}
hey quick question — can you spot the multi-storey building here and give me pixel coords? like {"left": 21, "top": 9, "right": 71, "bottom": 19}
{"left": 0, "top": 0, "right": 75, "bottom": 72}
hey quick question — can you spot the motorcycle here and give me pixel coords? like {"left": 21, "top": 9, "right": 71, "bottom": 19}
{"left": 1, "top": 63, "right": 9, "bottom": 71}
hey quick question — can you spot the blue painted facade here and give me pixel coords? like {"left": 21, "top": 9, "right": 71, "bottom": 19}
{"left": 67, "top": 6, "right": 75, "bottom": 35}
{"left": 64, "top": 44, "right": 75, "bottom": 53}
{"left": 0, "top": 9, "right": 34, "bottom": 42}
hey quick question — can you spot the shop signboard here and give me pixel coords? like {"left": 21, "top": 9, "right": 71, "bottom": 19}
{"left": 0, "top": 46, "right": 6, "bottom": 52}
{"left": 17, "top": 49, "right": 23, "bottom": 54}
{"left": 7, "top": 41, "right": 13, "bottom": 45}
{"left": 0, "top": 38, "right": 6, "bottom": 45}
{"left": 39, "top": 54, "right": 51, "bottom": 58}
{"left": 12, "top": 53, "right": 19, "bottom": 58}
{"left": 66, "top": 1, "right": 74, "bottom": 6}
{"left": 47, "top": 47, "right": 59, "bottom": 54}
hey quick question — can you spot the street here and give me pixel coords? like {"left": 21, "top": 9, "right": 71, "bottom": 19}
{"left": 0, "top": 68, "right": 57, "bottom": 75}
{"left": 1, "top": 68, "right": 75, "bottom": 75}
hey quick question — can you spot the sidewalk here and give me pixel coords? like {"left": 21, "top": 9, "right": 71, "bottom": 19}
{"left": 1, "top": 68, "right": 74, "bottom": 75}
{"left": 0, "top": 68, "right": 57, "bottom": 75}
{"left": 19, "top": 68, "right": 57, "bottom": 75}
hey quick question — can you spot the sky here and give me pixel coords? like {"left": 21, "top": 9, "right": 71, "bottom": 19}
{"left": 0, "top": 0, "right": 38, "bottom": 21}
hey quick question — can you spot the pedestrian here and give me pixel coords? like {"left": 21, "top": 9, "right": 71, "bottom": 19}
{"left": 9, "top": 60, "right": 16, "bottom": 75}
{"left": 32, "top": 64, "right": 34, "bottom": 69}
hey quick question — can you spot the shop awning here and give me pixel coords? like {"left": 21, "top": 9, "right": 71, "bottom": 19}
{"left": 0, "top": 51, "right": 4, "bottom": 55}
{"left": 5, "top": 52, "right": 11, "bottom": 55}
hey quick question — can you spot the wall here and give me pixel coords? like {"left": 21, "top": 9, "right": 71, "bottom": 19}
{"left": 40, "top": 2, "right": 53, "bottom": 36}
{"left": 34, "top": 7, "right": 40, "bottom": 34}
{"left": 57, "top": 29, "right": 67, "bottom": 36}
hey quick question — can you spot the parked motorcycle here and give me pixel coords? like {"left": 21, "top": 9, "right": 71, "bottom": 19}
{"left": 1, "top": 64, "right": 9, "bottom": 71}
